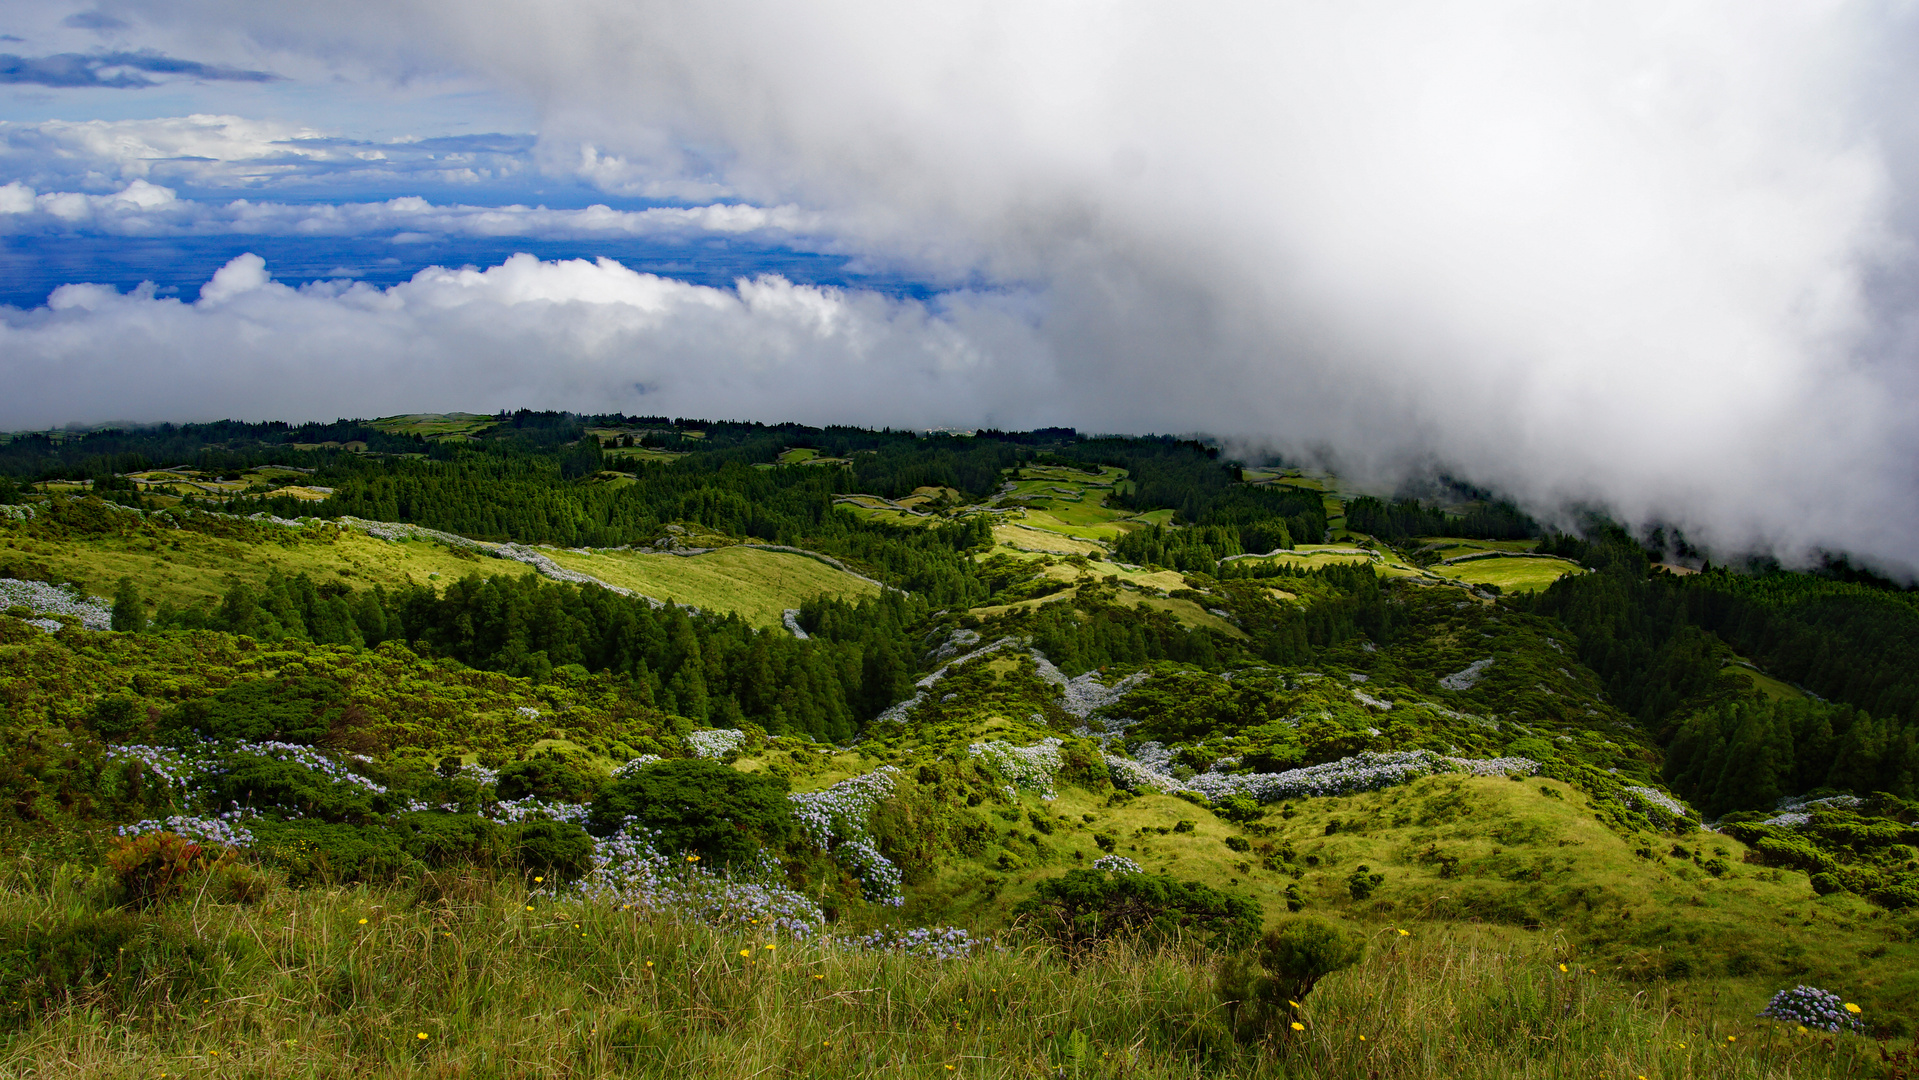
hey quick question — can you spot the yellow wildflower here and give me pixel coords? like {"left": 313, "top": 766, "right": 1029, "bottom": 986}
{"left": 1557, "top": 964, "right": 1567, "bottom": 972}
{"left": 740, "top": 949, "right": 751, "bottom": 958}
{"left": 534, "top": 876, "right": 543, "bottom": 883}
{"left": 1396, "top": 929, "right": 1409, "bottom": 937}
{"left": 1844, "top": 1003, "right": 1862, "bottom": 1014}
{"left": 417, "top": 1032, "right": 428, "bottom": 1041}
{"left": 1291, "top": 1021, "right": 1305, "bottom": 1031}
{"left": 358, "top": 918, "right": 368, "bottom": 925}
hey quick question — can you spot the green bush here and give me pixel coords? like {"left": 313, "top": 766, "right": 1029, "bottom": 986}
{"left": 1218, "top": 915, "right": 1366, "bottom": 1041}
{"left": 1214, "top": 793, "right": 1263, "bottom": 824}
{"left": 395, "top": 811, "right": 507, "bottom": 867}
{"left": 1015, "top": 867, "right": 1261, "bottom": 955}
{"left": 495, "top": 756, "right": 600, "bottom": 803}
{"left": 208, "top": 754, "right": 384, "bottom": 822}
{"left": 90, "top": 694, "right": 146, "bottom": 739}
{"left": 586, "top": 758, "right": 794, "bottom": 866}
{"left": 1346, "top": 864, "right": 1385, "bottom": 900}
{"left": 161, "top": 677, "right": 352, "bottom": 745}
{"left": 249, "top": 819, "right": 413, "bottom": 883}
{"left": 0, "top": 910, "right": 214, "bottom": 1029}
{"left": 513, "top": 819, "right": 596, "bottom": 881}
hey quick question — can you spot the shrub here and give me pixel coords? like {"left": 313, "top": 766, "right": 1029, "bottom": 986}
{"left": 0, "top": 910, "right": 213, "bottom": 1027}
{"left": 513, "top": 820, "right": 596, "bottom": 881}
{"left": 106, "top": 832, "right": 235, "bottom": 906}
{"left": 1214, "top": 793, "right": 1263, "bottom": 824}
{"left": 586, "top": 758, "right": 794, "bottom": 866}
{"left": 1015, "top": 866, "right": 1261, "bottom": 956}
{"left": 1811, "top": 872, "right": 1846, "bottom": 896}
{"left": 1346, "top": 865, "right": 1384, "bottom": 900}
{"left": 1225, "top": 836, "right": 1252, "bottom": 853}
{"left": 161, "top": 677, "right": 351, "bottom": 745}
{"left": 395, "top": 811, "right": 507, "bottom": 867}
{"left": 496, "top": 756, "right": 600, "bottom": 803}
{"left": 90, "top": 694, "right": 147, "bottom": 739}
{"left": 1218, "top": 915, "right": 1366, "bottom": 1041}
{"left": 250, "top": 819, "right": 413, "bottom": 883}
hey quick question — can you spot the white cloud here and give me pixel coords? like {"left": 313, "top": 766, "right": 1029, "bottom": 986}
{"left": 0, "top": 178, "right": 823, "bottom": 241}
{"left": 0, "top": 114, "right": 534, "bottom": 191}
{"left": 2, "top": 251, "right": 1057, "bottom": 432}
{"left": 21, "top": 2, "right": 1919, "bottom": 567}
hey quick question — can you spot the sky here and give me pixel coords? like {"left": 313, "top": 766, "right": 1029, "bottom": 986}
{"left": 2, "top": 2, "right": 1917, "bottom": 573}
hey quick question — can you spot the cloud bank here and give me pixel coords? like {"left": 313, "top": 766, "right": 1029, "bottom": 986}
{"left": 1, "top": 251, "right": 1054, "bottom": 431}
{"left": 14, "top": 2, "right": 1919, "bottom": 568}
{"left": 0, "top": 180, "right": 821, "bottom": 242}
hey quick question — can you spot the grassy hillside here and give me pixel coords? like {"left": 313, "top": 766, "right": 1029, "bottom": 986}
{"left": 7, "top": 421, "right": 1919, "bottom": 1078}
{"left": 542, "top": 546, "right": 880, "bottom": 627}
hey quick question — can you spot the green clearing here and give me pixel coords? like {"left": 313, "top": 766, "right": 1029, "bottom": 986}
{"left": 541, "top": 546, "right": 880, "bottom": 626}
{"left": 990, "top": 523, "right": 1104, "bottom": 556}
{"left": 1731, "top": 664, "right": 1807, "bottom": 703}
{"left": 602, "top": 446, "right": 688, "bottom": 465}
{"left": 1414, "top": 536, "right": 1541, "bottom": 556}
{"left": 368, "top": 412, "right": 497, "bottom": 439}
{"left": 0, "top": 520, "right": 534, "bottom": 613}
{"left": 1432, "top": 555, "right": 1584, "bottom": 593}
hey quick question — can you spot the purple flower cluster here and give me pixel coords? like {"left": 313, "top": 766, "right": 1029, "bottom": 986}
{"left": 685, "top": 728, "right": 745, "bottom": 759}
{"left": 118, "top": 810, "right": 255, "bottom": 848}
{"left": 968, "top": 738, "right": 1063, "bottom": 800}
{"left": 789, "top": 768, "right": 904, "bottom": 905}
{"left": 844, "top": 925, "right": 989, "bottom": 961}
{"left": 1092, "top": 855, "right": 1143, "bottom": 875}
{"left": 488, "top": 797, "right": 592, "bottom": 825}
{"left": 1759, "top": 985, "right": 1864, "bottom": 1032}
{"left": 573, "top": 825, "right": 825, "bottom": 937}
{"left": 1108, "top": 747, "right": 1539, "bottom": 803}
{"left": 1623, "top": 785, "right": 1693, "bottom": 819}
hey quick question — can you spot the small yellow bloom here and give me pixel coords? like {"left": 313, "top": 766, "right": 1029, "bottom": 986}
{"left": 1397, "top": 929, "right": 1409, "bottom": 937}
{"left": 1557, "top": 964, "right": 1567, "bottom": 972}
{"left": 1727, "top": 1035, "right": 1736, "bottom": 1042}
{"left": 1358, "top": 1035, "right": 1366, "bottom": 1042}
{"left": 822, "top": 1040, "right": 831, "bottom": 1047}
{"left": 814, "top": 974, "right": 825, "bottom": 980}
{"left": 1797, "top": 1026, "right": 1808, "bottom": 1034}
{"left": 1291, "top": 1021, "right": 1305, "bottom": 1031}
{"left": 646, "top": 961, "right": 654, "bottom": 968}
{"left": 525, "top": 905, "right": 534, "bottom": 911}
{"left": 687, "top": 854, "right": 700, "bottom": 862}
{"left": 358, "top": 918, "right": 368, "bottom": 925}
{"left": 764, "top": 943, "right": 775, "bottom": 951}
{"left": 740, "top": 949, "right": 751, "bottom": 958}
{"left": 1844, "top": 1003, "right": 1862, "bottom": 1014}
{"left": 417, "top": 1032, "right": 428, "bottom": 1041}
{"left": 1288, "top": 999, "right": 1299, "bottom": 1008}
{"left": 534, "top": 876, "right": 544, "bottom": 883}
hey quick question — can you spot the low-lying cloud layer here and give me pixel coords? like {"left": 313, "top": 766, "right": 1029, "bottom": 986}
{"left": 0, "top": 180, "right": 820, "bottom": 241}
{"left": 2, "top": 251, "right": 1053, "bottom": 433}
{"left": 12, "top": 2, "right": 1919, "bottom": 569}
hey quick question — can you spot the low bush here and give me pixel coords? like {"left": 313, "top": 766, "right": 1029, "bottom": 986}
{"left": 1015, "top": 866, "right": 1261, "bottom": 956}
{"left": 586, "top": 758, "right": 794, "bottom": 866}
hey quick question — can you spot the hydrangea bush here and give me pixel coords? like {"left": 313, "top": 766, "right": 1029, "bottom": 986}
{"left": 1759, "top": 985, "right": 1864, "bottom": 1032}
{"left": 572, "top": 825, "right": 825, "bottom": 937}
{"left": 969, "top": 738, "right": 1064, "bottom": 800}
{"left": 685, "top": 728, "right": 746, "bottom": 760}
{"left": 1106, "top": 747, "right": 1540, "bottom": 803}
{"left": 789, "top": 767, "right": 904, "bottom": 905}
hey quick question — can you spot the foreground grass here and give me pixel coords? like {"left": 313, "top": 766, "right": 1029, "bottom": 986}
{"left": 1, "top": 863, "right": 1901, "bottom": 1079}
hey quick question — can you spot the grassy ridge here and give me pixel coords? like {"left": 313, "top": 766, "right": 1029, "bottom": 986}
{"left": 542, "top": 546, "right": 880, "bottom": 627}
